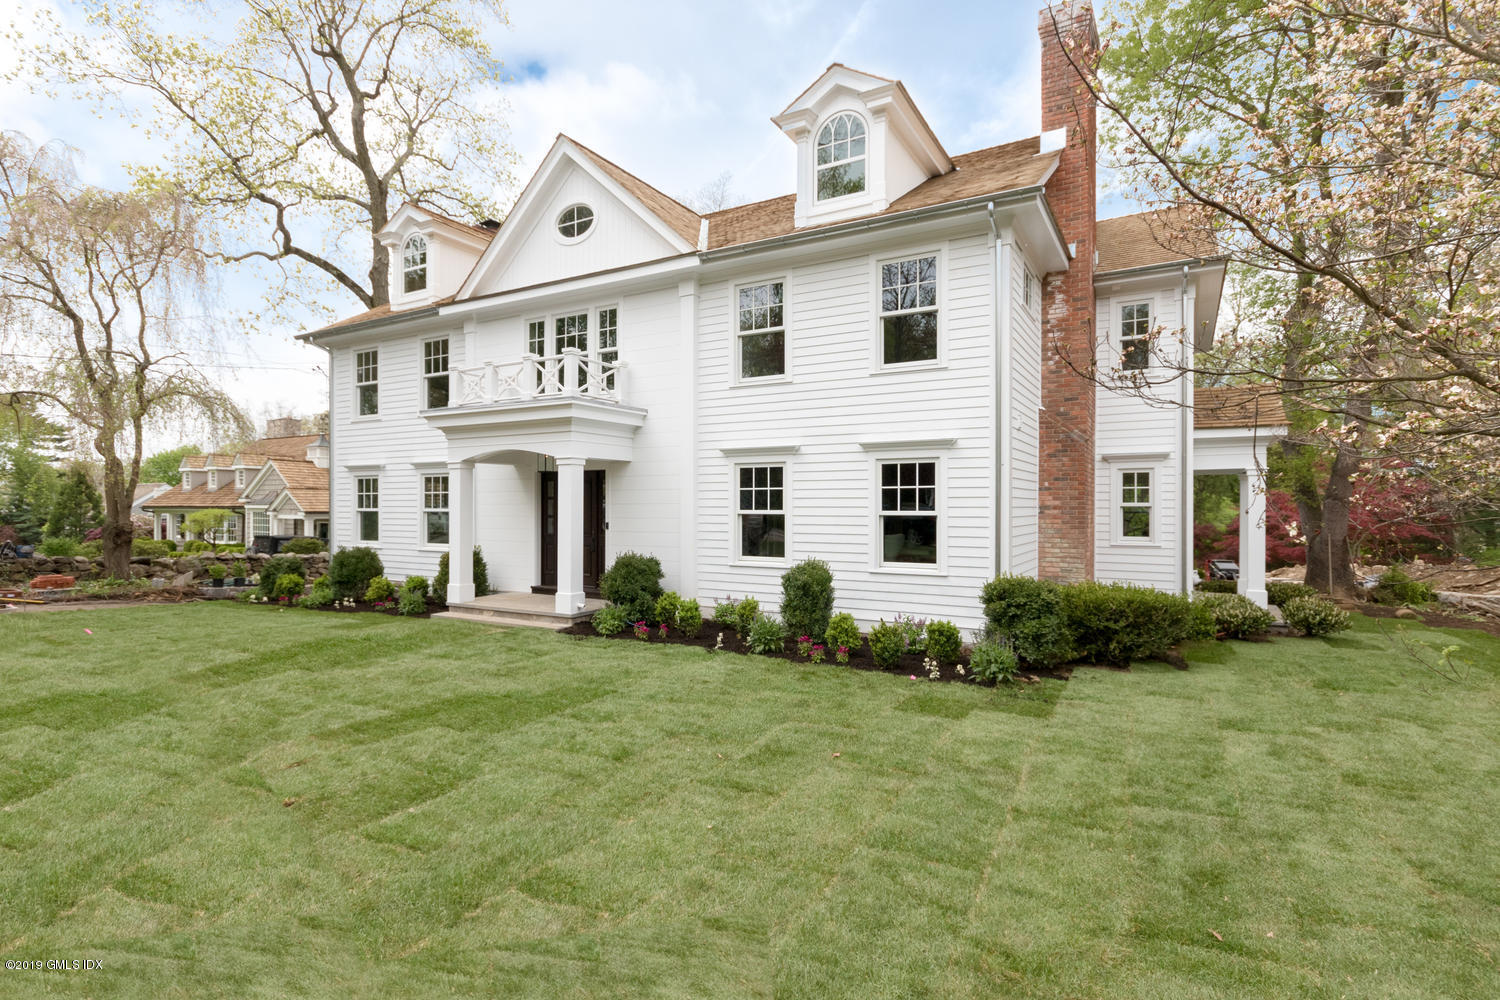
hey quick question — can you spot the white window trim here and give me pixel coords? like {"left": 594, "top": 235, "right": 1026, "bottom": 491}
{"left": 1114, "top": 466, "right": 1159, "bottom": 546}
{"left": 523, "top": 304, "right": 621, "bottom": 364}
{"left": 1116, "top": 296, "right": 1156, "bottom": 373}
{"left": 870, "top": 247, "right": 947, "bottom": 372}
{"left": 814, "top": 111, "right": 869, "bottom": 204}
{"left": 868, "top": 453, "right": 947, "bottom": 575}
{"left": 730, "top": 460, "right": 791, "bottom": 567}
{"left": 207, "top": 470, "right": 217, "bottom": 490}
{"left": 420, "top": 472, "right": 450, "bottom": 550}
{"left": 354, "top": 348, "right": 380, "bottom": 417}
{"left": 731, "top": 275, "right": 791, "bottom": 385}
{"left": 354, "top": 473, "right": 381, "bottom": 545}
{"left": 554, "top": 204, "right": 596, "bottom": 245}
{"left": 422, "top": 336, "right": 450, "bottom": 411}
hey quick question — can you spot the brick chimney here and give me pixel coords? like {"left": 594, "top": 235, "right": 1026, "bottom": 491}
{"left": 264, "top": 416, "right": 302, "bottom": 439}
{"left": 1037, "top": 1, "right": 1099, "bottom": 582}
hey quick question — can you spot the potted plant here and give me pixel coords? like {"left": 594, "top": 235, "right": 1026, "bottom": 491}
{"left": 206, "top": 563, "right": 227, "bottom": 589}
{"left": 230, "top": 560, "right": 249, "bottom": 586}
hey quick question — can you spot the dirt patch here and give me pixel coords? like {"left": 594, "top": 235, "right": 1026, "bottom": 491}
{"left": 558, "top": 619, "right": 1071, "bottom": 687}
{"left": 1355, "top": 602, "right": 1500, "bottom": 640}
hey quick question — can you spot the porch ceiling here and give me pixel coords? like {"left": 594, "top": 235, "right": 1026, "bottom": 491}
{"left": 424, "top": 396, "right": 647, "bottom": 464}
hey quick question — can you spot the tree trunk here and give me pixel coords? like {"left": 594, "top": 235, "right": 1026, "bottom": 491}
{"left": 1301, "top": 444, "right": 1360, "bottom": 597}
{"left": 96, "top": 447, "right": 136, "bottom": 581}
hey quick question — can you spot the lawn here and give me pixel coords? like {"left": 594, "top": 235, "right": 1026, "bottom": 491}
{"left": 1, "top": 605, "right": 1497, "bottom": 999}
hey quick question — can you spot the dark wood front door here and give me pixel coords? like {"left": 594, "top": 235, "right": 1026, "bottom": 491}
{"left": 537, "top": 469, "right": 606, "bottom": 594}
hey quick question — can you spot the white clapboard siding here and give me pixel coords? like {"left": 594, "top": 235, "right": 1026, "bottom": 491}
{"left": 1008, "top": 247, "right": 1044, "bottom": 578}
{"left": 1092, "top": 286, "right": 1185, "bottom": 591}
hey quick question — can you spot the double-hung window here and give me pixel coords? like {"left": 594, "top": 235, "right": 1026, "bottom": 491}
{"left": 737, "top": 281, "right": 785, "bottom": 379}
{"left": 1119, "top": 302, "right": 1152, "bottom": 371}
{"left": 355, "top": 349, "right": 379, "bottom": 415}
{"left": 423, "top": 339, "right": 449, "bottom": 409}
{"left": 423, "top": 474, "right": 449, "bottom": 545}
{"left": 737, "top": 465, "right": 785, "bottom": 559}
{"left": 1120, "top": 470, "right": 1152, "bottom": 540}
{"left": 879, "top": 460, "right": 938, "bottom": 565}
{"left": 879, "top": 255, "right": 938, "bottom": 365}
{"left": 251, "top": 510, "right": 269, "bottom": 538}
{"left": 356, "top": 476, "right": 379, "bottom": 542}
{"left": 598, "top": 307, "right": 618, "bottom": 389}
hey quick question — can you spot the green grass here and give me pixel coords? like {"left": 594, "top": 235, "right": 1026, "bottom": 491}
{"left": 1, "top": 605, "right": 1497, "bottom": 998}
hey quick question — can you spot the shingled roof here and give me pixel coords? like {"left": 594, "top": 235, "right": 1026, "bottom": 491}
{"left": 1195, "top": 386, "right": 1288, "bottom": 429}
{"left": 567, "top": 136, "right": 704, "bottom": 248}
{"left": 703, "top": 137, "right": 1056, "bottom": 251}
{"left": 268, "top": 459, "right": 330, "bottom": 513}
{"left": 1097, "top": 209, "right": 1220, "bottom": 274}
{"left": 140, "top": 481, "right": 243, "bottom": 510}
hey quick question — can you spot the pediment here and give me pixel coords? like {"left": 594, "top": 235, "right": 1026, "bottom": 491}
{"left": 458, "top": 137, "right": 699, "bottom": 298}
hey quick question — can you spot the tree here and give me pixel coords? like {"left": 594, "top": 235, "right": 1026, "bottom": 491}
{"left": 140, "top": 444, "right": 203, "bottom": 486}
{"left": 0, "top": 434, "right": 58, "bottom": 545}
{"left": 0, "top": 132, "right": 248, "bottom": 578}
{"left": 1078, "top": 0, "right": 1500, "bottom": 594}
{"left": 45, "top": 466, "right": 103, "bottom": 539}
{"left": 679, "top": 172, "right": 741, "bottom": 214}
{"left": 22, "top": 0, "right": 515, "bottom": 312}
{"left": 183, "top": 508, "right": 237, "bottom": 543}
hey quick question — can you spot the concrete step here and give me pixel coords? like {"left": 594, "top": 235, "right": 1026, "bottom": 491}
{"left": 431, "top": 609, "right": 574, "bottom": 631}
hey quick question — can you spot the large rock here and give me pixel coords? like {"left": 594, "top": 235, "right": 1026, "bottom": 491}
{"left": 172, "top": 571, "right": 197, "bottom": 587}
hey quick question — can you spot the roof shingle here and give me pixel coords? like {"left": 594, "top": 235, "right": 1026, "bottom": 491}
{"left": 1097, "top": 209, "right": 1219, "bottom": 274}
{"left": 1195, "top": 386, "right": 1289, "bottom": 429}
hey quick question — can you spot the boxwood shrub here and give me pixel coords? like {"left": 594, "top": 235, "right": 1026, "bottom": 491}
{"left": 780, "top": 558, "right": 835, "bottom": 642}
{"left": 979, "top": 575, "right": 1075, "bottom": 667}
{"left": 131, "top": 538, "right": 171, "bottom": 558}
{"left": 732, "top": 596, "right": 760, "bottom": 636}
{"left": 824, "top": 613, "right": 862, "bottom": 654}
{"left": 364, "top": 576, "right": 397, "bottom": 603}
{"left": 675, "top": 597, "right": 703, "bottom": 635}
{"left": 868, "top": 620, "right": 906, "bottom": 669}
{"left": 432, "top": 546, "right": 491, "bottom": 601}
{"left": 654, "top": 591, "right": 682, "bottom": 629}
{"left": 258, "top": 555, "right": 305, "bottom": 599}
{"left": 1266, "top": 581, "right": 1317, "bottom": 607}
{"left": 329, "top": 546, "right": 384, "bottom": 600}
{"left": 1195, "top": 578, "right": 1238, "bottom": 594}
{"left": 600, "top": 551, "right": 664, "bottom": 624}
{"left": 272, "top": 573, "right": 305, "bottom": 599}
{"left": 925, "top": 620, "right": 963, "bottom": 664}
{"left": 280, "top": 537, "right": 325, "bottom": 554}
{"left": 1195, "top": 592, "right": 1274, "bottom": 639}
{"left": 1282, "top": 596, "right": 1352, "bottom": 637}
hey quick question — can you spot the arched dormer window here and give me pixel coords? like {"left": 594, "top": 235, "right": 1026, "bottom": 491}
{"left": 816, "top": 113, "right": 867, "bottom": 200}
{"left": 402, "top": 234, "right": 428, "bottom": 293}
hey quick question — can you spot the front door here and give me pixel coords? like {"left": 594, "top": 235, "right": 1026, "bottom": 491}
{"left": 537, "top": 469, "right": 606, "bottom": 594}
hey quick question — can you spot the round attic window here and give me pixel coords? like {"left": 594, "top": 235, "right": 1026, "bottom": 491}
{"left": 556, "top": 204, "right": 595, "bottom": 239}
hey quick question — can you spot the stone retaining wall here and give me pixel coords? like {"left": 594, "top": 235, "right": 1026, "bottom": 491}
{"left": 0, "top": 552, "right": 330, "bottom": 584}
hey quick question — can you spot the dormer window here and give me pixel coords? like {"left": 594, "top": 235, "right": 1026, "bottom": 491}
{"left": 402, "top": 235, "right": 427, "bottom": 293}
{"left": 556, "top": 204, "right": 594, "bottom": 240}
{"left": 816, "top": 113, "right": 867, "bottom": 200}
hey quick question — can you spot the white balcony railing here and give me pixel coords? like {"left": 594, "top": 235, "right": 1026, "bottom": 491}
{"left": 451, "top": 349, "right": 627, "bottom": 408}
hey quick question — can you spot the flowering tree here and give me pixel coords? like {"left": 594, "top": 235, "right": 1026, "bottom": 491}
{"left": 1077, "top": 0, "right": 1500, "bottom": 593}
{"left": 18, "top": 0, "right": 514, "bottom": 312}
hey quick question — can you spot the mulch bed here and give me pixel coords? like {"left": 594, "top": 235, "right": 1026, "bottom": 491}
{"left": 1355, "top": 601, "right": 1500, "bottom": 640}
{"left": 239, "top": 596, "right": 447, "bottom": 620}
{"left": 558, "top": 619, "right": 1069, "bottom": 687}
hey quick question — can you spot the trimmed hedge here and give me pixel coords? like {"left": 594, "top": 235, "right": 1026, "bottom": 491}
{"left": 1266, "top": 581, "right": 1317, "bottom": 607}
{"left": 675, "top": 598, "right": 703, "bottom": 635}
{"left": 433, "top": 546, "right": 491, "bottom": 601}
{"left": 1196, "top": 592, "right": 1274, "bottom": 639}
{"left": 925, "top": 620, "right": 963, "bottom": 664}
{"left": 1195, "top": 579, "right": 1238, "bottom": 594}
{"left": 280, "top": 537, "right": 325, "bottom": 554}
{"left": 780, "top": 559, "right": 835, "bottom": 642}
{"left": 131, "top": 538, "right": 171, "bottom": 558}
{"left": 1282, "top": 596, "right": 1352, "bottom": 636}
{"left": 1058, "top": 582, "right": 1207, "bottom": 666}
{"left": 868, "top": 621, "right": 905, "bottom": 669}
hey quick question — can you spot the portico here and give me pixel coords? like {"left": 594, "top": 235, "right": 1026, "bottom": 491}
{"left": 423, "top": 384, "right": 646, "bottom": 614}
{"left": 1194, "top": 427, "right": 1276, "bottom": 606}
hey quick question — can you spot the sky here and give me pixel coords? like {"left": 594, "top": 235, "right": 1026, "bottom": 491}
{"left": 3, "top": 0, "right": 1139, "bottom": 453}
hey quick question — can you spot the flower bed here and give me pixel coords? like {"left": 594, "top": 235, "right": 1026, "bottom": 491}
{"left": 237, "top": 593, "right": 446, "bottom": 620}
{"left": 559, "top": 618, "right": 1064, "bottom": 686}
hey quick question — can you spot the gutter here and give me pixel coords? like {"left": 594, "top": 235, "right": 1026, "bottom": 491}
{"left": 296, "top": 304, "right": 441, "bottom": 344}
{"left": 700, "top": 186, "right": 1056, "bottom": 262}
{"left": 1096, "top": 256, "right": 1226, "bottom": 282}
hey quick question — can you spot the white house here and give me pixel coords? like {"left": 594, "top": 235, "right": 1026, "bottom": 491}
{"left": 300, "top": 1, "right": 1285, "bottom": 630}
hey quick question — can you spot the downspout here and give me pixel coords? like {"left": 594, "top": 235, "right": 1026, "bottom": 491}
{"left": 324, "top": 347, "right": 336, "bottom": 555}
{"left": 988, "top": 202, "right": 1013, "bottom": 577}
{"left": 1179, "top": 265, "right": 1193, "bottom": 595}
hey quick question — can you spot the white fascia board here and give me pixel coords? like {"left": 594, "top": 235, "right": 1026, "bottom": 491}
{"left": 440, "top": 255, "right": 701, "bottom": 320}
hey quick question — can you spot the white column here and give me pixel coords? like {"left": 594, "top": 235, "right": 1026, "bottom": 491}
{"left": 1239, "top": 470, "right": 1268, "bottom": 607}
{"left": 447, "top": 460, "right": 476, "bottom": 605}
{"left": 555, "top": 456, "right": 586, "bottom": 615}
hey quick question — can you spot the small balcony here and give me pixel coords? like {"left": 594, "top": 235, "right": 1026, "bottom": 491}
{"left": 452, "top": 349, "right": 627, "bottom": 408}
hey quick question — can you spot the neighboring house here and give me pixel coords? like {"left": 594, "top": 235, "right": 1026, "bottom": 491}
{"left": 141, "top": 422, "right": 330, "bottom": 544}
{"left": 299, "top": 1, "right": 1286, "bottom": 628}
{"left": 131, "top": 482, "right": 171, "bottom": 518}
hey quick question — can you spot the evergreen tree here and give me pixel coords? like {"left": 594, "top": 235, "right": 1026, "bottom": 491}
{"left": 45, "top": 466, "right": 102, "bottom": 539}
{"left": 0, "top": 437, "right": 59, "bottom": 544}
